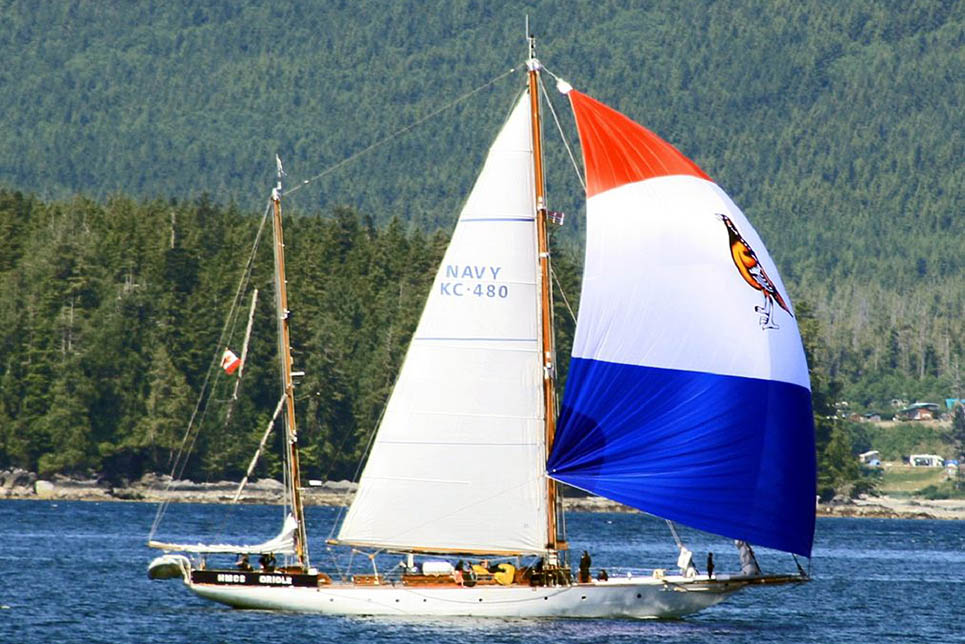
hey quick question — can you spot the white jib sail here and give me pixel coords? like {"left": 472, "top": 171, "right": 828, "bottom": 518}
{"left": 337, "top": 92, "right": 549, "bottom": 554}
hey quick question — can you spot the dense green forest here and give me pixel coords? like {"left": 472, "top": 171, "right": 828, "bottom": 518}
{"left": 0, "top": 191, "right": 864, "bottom": 500}
{"left": 0, "top": 1, "right": 961, "bottom": 489}
{"left": 0, "top": 192, "right": 580, "bottom": 483}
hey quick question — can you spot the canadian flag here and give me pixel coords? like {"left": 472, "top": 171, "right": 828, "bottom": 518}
{"left": 221, "top": 349, "right": 241, "bottom": 375}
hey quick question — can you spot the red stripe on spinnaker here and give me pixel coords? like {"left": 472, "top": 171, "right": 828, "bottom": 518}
{"left": 569, "top": 90, "right": 709, "bottom": 198}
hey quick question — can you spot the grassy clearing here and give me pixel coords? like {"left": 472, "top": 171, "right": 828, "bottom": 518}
{"left": 854, "top": 420, "right": 956, "bottom": 462}
{"left": 878, "top": 466, "right": 945, "bottom": 493}
{"left": 876, "top": 465, "right": 964, "bottom": 498}
{"left": 853, "top": 418, "right": 964, "bottom": 498}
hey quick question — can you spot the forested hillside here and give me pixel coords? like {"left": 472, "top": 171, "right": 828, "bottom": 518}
{"left": 0, "top": 1, "right": 961, "bottom": 481}
{"left": 0, "top": 192, "right": 450, "bottom": 480}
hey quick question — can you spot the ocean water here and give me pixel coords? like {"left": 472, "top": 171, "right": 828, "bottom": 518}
{"left": 1, "top": 500, "right": 962, "bottom": 644}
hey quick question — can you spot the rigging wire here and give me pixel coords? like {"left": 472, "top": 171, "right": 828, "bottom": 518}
{"left": 326, "top": 398, "right": 389, "bottom": 543}
{"left": 792, "top": 553, "right": 810, "bottom": 577}
{"left": 149, "top": 202, "right": 272, "bottom": 541}
{"left": 179, "top": 203, "right": 269, "bottom": 460}
{"left": 538, "top": 71, "right": 586, "bottom": 191}
{"left": 537, "top": 66, "right": 580, "bottom": 329}
{"left": 283, "top": 67, "right": 520, "bottom": 199}
{"left": 550, "top": 265, "right": 577, "bottom": 325}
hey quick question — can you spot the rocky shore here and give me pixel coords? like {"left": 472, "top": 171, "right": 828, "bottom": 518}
{"left": 0, "top": 469, "right": 355, "bottom": 506}
{"left": 816, "top": 493, "right": 965, "bottom": 520}
{"left": 2, "top": 468, "right": 963, "bottom": 519}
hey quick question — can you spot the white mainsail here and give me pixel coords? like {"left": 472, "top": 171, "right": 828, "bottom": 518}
{"left": 336, "top": 92, "right": 549, "bottom": 555}
{"left": 149, "top": 514, "right": 298, "bottom": 555}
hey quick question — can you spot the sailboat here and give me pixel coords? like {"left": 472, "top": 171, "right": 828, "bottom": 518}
{"left": 148, "top": 36, "right": 815, "bottom": 619}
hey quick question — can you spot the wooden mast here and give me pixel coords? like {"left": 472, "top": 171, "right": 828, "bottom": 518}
{"left": 270, "top": 157, "right": 310, "bottom": 570}
{"left": 527, "top": 34, "right": 566, "bottom": 560}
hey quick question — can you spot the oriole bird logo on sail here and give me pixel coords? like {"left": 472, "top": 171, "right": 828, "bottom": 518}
{"left": 718, "top": 214, "right": 792, "bottom": 330}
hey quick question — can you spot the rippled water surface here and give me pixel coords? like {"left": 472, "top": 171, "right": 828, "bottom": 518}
{"left": 1, "top": 501, "right": 962, "bottom": 643}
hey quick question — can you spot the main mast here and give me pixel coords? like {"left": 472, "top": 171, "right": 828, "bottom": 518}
{"left": 270, "top": 157, "right": 310, "bottom": 570}
{"left": 526, "top": 33, "right": 566, "bottom": 560}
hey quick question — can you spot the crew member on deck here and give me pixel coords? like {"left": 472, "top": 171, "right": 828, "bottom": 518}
{"left": 453, "top": 560, "right": 465, "bottom": 585}
{"left": 706, "top": 552, "right": 715, "bottom": 579}
{"left": 259, "top": 552, "right": 276, "bottom": 572}
{"left": 579, "top": 550, "right": 592, "bottom": 583}
{"left": 236, "top": 553, "right": 251, "bottom": 571}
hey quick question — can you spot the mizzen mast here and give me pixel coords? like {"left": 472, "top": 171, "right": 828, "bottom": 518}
{"left": 270, "top": 156, "right": 310, "bottom": 570}
{"left": 526, "top": 32, "right": 566, "bottom": 560}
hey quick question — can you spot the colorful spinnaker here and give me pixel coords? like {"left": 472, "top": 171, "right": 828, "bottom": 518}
{"left": 548, "top": 89, "right": 816, "bottom": 558}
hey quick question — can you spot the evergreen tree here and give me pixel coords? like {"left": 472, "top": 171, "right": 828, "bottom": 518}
{"left": 125, "top": 345, "right": 193, "bottom": 476}
{"left": 35, "top": 375, "right": 94, "bottom": 476}
{"left": 952, "top": 404, "right": 965, "bottom": 458}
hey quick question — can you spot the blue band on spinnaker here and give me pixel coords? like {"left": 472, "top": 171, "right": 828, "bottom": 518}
{"left": 550, "top": 357, "right": 816, "bottom": 557}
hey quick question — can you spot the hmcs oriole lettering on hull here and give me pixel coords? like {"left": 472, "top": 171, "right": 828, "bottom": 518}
{"left": 718, "top": 214, "right": 792, "bottom": 329}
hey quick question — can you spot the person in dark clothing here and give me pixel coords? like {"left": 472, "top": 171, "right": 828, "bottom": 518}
{"left": 596, "top": 569, "right": 608, "bottom": 581}
{"left": 236, "top": 553, "right": 251, "bottom": 571}
{"left": 706, "top": 552, "right": 715, "bottom": 579}
{"left": 259, "top": 552, "right": 275, "bottom": 572}
{"left": 578, "top": 550, "right": 592, "bottom": 583}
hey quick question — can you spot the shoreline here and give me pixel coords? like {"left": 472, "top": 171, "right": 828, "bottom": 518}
{"left": 2, "top": 470, "right": 963, "bottom": 520}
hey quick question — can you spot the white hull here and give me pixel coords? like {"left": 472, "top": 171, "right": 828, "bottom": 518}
{"left": 187, "top": 576, "right": 741, "bottom": 619}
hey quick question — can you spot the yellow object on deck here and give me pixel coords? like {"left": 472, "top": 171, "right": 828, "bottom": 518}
{"left": 493, "top": 563, "right": 515, "bottom": 586}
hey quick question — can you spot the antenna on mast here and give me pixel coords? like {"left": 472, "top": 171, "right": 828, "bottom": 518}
{"left": 275, "top": 154, "right": 285, "bottom": 194}
{"left": 526, "top": 15, "right": 536, "bottom": 60}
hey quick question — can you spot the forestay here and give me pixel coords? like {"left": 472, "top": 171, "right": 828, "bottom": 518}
{"left": 336, "top": 92, "right": 549, "bottom": 555}
{"left": 548, "top": 89, "right": 816, "bottom": 557}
